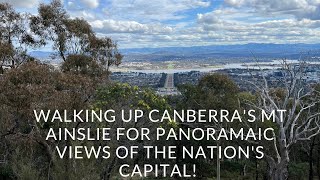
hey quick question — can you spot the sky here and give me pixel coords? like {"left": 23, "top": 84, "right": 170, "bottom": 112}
{"left": 4, "top": 0, "right": 320, "bottom": 49}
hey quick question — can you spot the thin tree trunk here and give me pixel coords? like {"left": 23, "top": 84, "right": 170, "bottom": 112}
{"left": 318, "top": 143, "right": 320, "bottom": 180}
{"left": 217, "top": 141, "right": 220, "bottom": 180}
{"left": 65, "top": 139, "right": 71, "bottom": 180}
{"left": 317, "top": 140, "right": 320, "bottom": 179}
{"left": 242, "top": 163, "right": 247, "bottom": 176}
{"left": 309, "top": 138, "right": 316, "bottom": 180}
{"left": 268, "top": 160, "right": 289, "bottom": 180}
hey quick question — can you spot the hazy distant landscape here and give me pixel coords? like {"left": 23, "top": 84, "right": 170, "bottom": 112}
{"left": 31, "top": 43, "right": 320, "bottom": 61}
{"left": 121, "top": 43, "right": 320, "bottom": 60}
{"left": 107, "top": 43, "right": 320, "bottom": 73}
{"left": 31, "top": 43, "right": 320, "bottom": 72}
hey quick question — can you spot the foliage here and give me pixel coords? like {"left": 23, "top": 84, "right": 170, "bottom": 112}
{"left": 0, "top": 1, "right": 320, "bottom": 180}
{"left": 29, "top": 0, "right": 122, "bottom": 76}
{"left": 178, "top": 73, "right": 239, "bottom": 110}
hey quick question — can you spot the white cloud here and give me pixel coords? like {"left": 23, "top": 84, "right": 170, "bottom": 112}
{"left": 224, "top": 0, "right": 320, "bottom": 20}
{"left": 197, "top": 12, "right": 222, "bottom": 24}
{"left": 80, "top": 0, "right": 99, "bottom": 9}
{"left": 68, "top": 10, "right": 96, "bottom": 20}
{"left": 10, "top": 0, "right": 320, "bottom": 48}
{"left": 104, "top": 0, "right": 211, "bottom": 22}
{"left": 191, "top": 6, "right": 320, "bottom": 47}
{"left": 0, "top": 0, "right": 40, "bottom": 8}
{"left": 63, "top": 0, "right": 214, "bottom": 47}
{"left": 91, "top": 19, "right": 174, "bottom": 34}
{"left": 92, "top": 9, "right": 320, "bottom": 48}
{"left": 256, "top": 19, "right": 320, "bottom": 28}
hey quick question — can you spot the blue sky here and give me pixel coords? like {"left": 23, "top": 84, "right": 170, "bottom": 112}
{"left": 4, "top": 0, "right": 320, "bottom": 48}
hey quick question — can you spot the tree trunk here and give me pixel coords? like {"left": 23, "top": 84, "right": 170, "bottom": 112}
{"left": 309, "top": 138, "right": 316, "bottom": 180}
{"left": 267, "top": 128, "right": 290, "bottom": 180}
{"left": 269, "top": 160, "right": 289, "bottom": 180}
{"left": 317, "top": 156, "right": 320, "bottom": 180}
{"left": 217, "top": 142, "right": 220, "bottom": 180}
{"left": 64, "top": 139, "right": 71, "bottom": 180}
{"left": 317, "top": 140, "right": 320, "bottom": 180}
{"left": 309, "top": 153, "right": 314, "bottom": 180}
{"left": 242, "top": 163, "right": 247, "bottom": 176}
{"left": 266, "top": 155, "right": 289, "bottom": 180}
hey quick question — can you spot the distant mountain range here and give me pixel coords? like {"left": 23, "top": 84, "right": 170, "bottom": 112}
{"left": 28, "top": 51, "right": 53, "bottom": 58}
{"left": 122, "top": 43, "right": 320, "bottom": 56}
{"left": 29, "top": 43, "right": 320, "bottom": 62}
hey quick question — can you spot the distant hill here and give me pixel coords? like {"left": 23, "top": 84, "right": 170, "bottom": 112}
{"left": 29, "top": 43, "right": 320, "bottom": 62}
{"left": 28, "top": 51, "right": 53, "bottom": 58}
{"left": 122, "top": 43, "right": 320, "bottom": 55}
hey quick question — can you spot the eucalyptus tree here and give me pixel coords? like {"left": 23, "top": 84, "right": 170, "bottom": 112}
{"left": 89, "top": 36, "right": 123, "bottom": 75}
{"left": 29, "top": 0, "right": 94, "bottom": 61}
{"left": 245, "top": 61, "right": 320, "bottom": 180}
{"left": 0, "top": 3, "right": 36, "bottom": 72}
{"left": 30, "top": 0, "right": 123, "bottom": 77}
